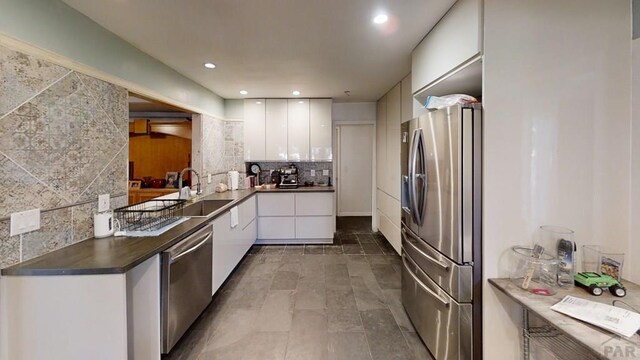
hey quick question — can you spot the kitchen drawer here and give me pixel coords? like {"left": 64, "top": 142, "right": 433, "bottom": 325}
{"left": 258, "top": 217, "right": 295, "bottom": 239}
{"left": 295, "top": 216, "right": 334, "bottom": 239}
{"left": 257, "top": 193, "right": 295, "bottom": 216}
{"left": 239, "top": 195, "right": 256, "bottom": 229}
{"left": 295, "top": 193, "right": 333, "bottom": 216}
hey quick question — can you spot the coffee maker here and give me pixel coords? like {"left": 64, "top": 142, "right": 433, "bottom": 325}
{"left": 278, "top": 164, "right": 299, "bottom": 189}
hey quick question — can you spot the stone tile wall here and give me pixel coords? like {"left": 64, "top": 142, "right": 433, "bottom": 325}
{"left": 249, "top": 162, "right": 333, "bottom": 185}
{"left": 200, "top": 116, "right": 245, "bottom": 193}
{"left": 0, "top": 44, "right": 128, "bottom": 268}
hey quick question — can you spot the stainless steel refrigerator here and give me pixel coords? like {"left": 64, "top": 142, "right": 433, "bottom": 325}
{"left": 400, "top": 103, "right": 482, "bottom": 360}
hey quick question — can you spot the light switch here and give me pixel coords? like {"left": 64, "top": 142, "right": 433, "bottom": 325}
{"left": 98, "top": 194, "right": 110, "bottom": 212}
{"left": 208, "top": 174, "right": 212, "bottom": 184}
{"left": 310, "top": 170, "right": 316, "bottom": 177}
{"left": 323, "top": 170, "right": 329, "bottom": 176}
{"left": 10, "top": 209, "right": 40, "bottom": 236}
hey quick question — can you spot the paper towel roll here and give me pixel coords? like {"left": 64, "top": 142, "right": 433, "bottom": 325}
{"left": 227, "top": 171, "right": 239, "bottom": 190}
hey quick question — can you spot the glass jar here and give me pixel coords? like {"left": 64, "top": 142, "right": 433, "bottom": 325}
{"left": 536, "top": 225, "right": 576, "bottom": 289}
{"left": 510, "top": 246, "right": 560, "bottom": 296}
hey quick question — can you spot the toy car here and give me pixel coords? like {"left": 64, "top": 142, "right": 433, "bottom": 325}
{"left": 574, "top": 272, "right": 626, "bottom": 297}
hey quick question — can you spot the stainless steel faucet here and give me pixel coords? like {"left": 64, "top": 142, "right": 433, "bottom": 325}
{"left": 178, "top": 168, "right": 202, "bottom": 199}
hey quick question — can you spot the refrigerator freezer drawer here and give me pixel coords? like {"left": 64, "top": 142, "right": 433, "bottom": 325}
{"left": 402, "top": 251, "right": 472, "bottom": 360}
{"left": 402, "top": 226, "right": 473, "bottom": 303}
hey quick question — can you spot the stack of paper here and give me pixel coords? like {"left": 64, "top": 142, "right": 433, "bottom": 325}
{"left": 551, "top": 295, "right": 640, "bottom": 338}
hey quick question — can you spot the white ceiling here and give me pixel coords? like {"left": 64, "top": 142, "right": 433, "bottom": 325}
{"left": 62, "top": 0, "right": 455, "bottom": 102}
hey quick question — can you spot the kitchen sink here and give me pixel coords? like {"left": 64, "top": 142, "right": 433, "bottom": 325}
{"left": 175, "top": 199, "right": 234, "bottom": 217}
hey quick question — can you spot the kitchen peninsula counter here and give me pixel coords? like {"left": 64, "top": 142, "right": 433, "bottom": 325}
{"left": 2, "top": 186, "right": 334, "bottom": 276}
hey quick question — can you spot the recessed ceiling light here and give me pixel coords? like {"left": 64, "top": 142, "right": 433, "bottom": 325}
{"left": 256, "top": 101, "right": 262, "bottom": 104}
{"left": 373, "top": 14, "right": 388, "bottom": 24}
{"left": 239, "top": 90, "right": 248, "bottom": 95}
{"left": 203, "top": 62, "right": 216, "bottom": 69}
{"left": 298, "top": 101, "right": 304, "bottom": 104}
{"left": 292, "top": 90, "right": 301, "bottom": 96}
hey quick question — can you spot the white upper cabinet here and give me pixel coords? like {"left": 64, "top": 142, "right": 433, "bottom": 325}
{"left": 376, "top": 95, "right": 387, "bottom": 192}
{"left": 309, "top": 99, "right": 332, "bottom": 161}
{"left": 243, "top": 99, "right": 265, "bottom": 161}
{"left": 386, "top": 83, "right": 401, "bottom": 200}
{"left": 265, "top": 99, "right": 288, "bottom": 161}
{"left": 244, "top": 98, "right": 333, "bottom": 162}
{"left": 411, "top": 0, "right": 482, "bottom": 94}
{"left": 287, "top": 99, "right": 310, "bottom": 161}
{"left": 401, "top": 75, "right": 413, "bottom": 122}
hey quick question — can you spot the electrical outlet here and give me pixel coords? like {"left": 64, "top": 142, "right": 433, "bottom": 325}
{"left": 98, "top": 194, "right": 110, "bottom": 212}
{"left": 310, "top": 170, "right": 316, "bottom": 177}
{"left": 208, "top": 174, "right": 212, "bottom": 184}
{"left": 10, "top": 209, "right": 40, "bottom": 236}
{"left": 323, "top": 170, "right": 329, "bottom": 176}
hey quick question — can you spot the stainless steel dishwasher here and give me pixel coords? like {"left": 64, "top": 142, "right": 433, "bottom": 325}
{"left": 161, "top": 224, "right": 213, "bottom": 354}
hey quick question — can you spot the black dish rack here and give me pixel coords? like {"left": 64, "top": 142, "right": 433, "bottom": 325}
{"left": 114, "top": 199, "right": 186, "bottom": 232}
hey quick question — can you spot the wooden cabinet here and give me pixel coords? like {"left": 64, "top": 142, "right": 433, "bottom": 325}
{"left": 128, "top": 188, "right": 178, "bottom": 205}
{"left": 244, "top": 98, "right": 332, "bottom": 161}
{"left": 309, "top": 99, "right": 333, "bottom": 161}
{"left": 265, "top": 99, "right": 288, "bottom": 161}
{"left": 244, "top": 99, "right": 266, "bottom": 161}
{"left": 287, "top": 99, "right": 310, "bottom": 161}
{"left": 256, "top": 192, "right": 335, "bottom": 243}
{"left": 411, "top": 0, "right": 482, "bottom": 94}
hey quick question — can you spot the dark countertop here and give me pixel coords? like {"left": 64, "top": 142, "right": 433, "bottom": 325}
{"left": 2, "top": 186, "right": 334, "bottom": 276}
{"left": 489, "top": 278, "right": 640, "bottom": 358}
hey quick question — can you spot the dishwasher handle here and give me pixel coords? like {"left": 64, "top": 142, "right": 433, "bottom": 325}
{"left": 168, "top": 230, "right": 212, "bottom": 264}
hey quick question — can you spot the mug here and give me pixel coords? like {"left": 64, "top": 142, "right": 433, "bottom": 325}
{"left": 94, "top": 212, "right": 115, "bottom": 238}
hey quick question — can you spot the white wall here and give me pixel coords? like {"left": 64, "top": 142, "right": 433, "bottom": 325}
{"left": 0, "top": 0, "right": 224, "bottom": 117}
{"left": 332, "top": 102, "right": 376, "bottom": 124}
{"left": 631, "top": 39, "right": 640, "bottom": 285}
{"left": 483, "top": 1, "right": 632, "bottom": 359}
{"left": 224, "top": 99, "right": 245, "bottom": 120}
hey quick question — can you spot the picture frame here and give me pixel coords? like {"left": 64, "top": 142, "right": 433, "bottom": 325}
{"left": 165, "top": 172, "right": 179, "bottom": 187}
{"left": 128, "top": 180, "right": 141, "bottom": 189}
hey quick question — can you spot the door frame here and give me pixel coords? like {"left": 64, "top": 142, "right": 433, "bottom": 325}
{"left": 334, "top": 122, "right": 376, "bottom": 217}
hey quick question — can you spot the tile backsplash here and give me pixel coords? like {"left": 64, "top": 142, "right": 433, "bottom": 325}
{"left": 199, "top": 117, "right": 245, "bottom": 193}
{"left": 247, "top": 161, "right": 332, "bottom": 185}
{"left": 0, "top": 44, "right": 128, "bottom": 268}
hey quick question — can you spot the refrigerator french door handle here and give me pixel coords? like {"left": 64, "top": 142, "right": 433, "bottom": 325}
{"left": 408, "top": 129, "right": 420, "bottom": 225}
{"left": 412, "top": 129, "right": 426, "bottom": 226}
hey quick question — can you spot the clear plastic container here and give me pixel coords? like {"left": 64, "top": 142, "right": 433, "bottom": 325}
{"left": 536, "top": 225, "right": 575, "bottom": 289}
{"left": 510, "top": 246, "right": 560, "bottom": 296}
{"left": 582, "top": 245, "right": 624, "bottom": 281}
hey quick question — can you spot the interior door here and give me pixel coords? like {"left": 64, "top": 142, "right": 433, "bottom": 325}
{"left": 337, "top": 124, "right": 373, "bottom": 216}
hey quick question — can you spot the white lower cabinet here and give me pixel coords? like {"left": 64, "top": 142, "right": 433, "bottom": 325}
{"left": 257, "top": 192, "right": 335, "bottom": 244}
{"left": 295, "top": 216, "right": 334, "bottom": 239}
{"left": 212, "top": 195, "right": 257, "bottom": 294}
{"left": 258, "top": 217, "right": 296, "bottom": 239}
{"left": 0, "top": 255, "right": 161, "bottom": 360}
